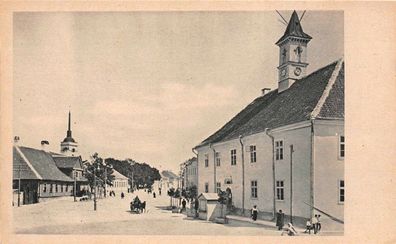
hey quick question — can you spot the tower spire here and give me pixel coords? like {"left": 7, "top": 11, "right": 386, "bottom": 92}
{"left": 67, "top": 110, "right": 72, "bottom": 138}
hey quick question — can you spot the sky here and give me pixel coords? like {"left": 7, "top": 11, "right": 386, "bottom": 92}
{"left": 13, "top": 11, "right": 343, "bottom": 172}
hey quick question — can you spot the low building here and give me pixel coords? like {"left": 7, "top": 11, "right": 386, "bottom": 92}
{"left": 52, "top": 155, "right": 89, "bottom": 195}
{"left": 159, "top": 170, "right": 179, "bottom": 194}
{"left": 107, "top": 169, "right": 128, "bottom": 195}
{"left": 13, "top": 145, "right": 74, "bottom": 205}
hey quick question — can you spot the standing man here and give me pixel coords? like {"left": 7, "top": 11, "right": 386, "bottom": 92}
{"left": 194, "top": 198, "right": 199, "bottom": 218}
{"left": 181, "top": 198, "right": 187, "bottom": 212}
{"left": 276, "top": 209, "right": 285, "bottom": 230}
{"left": 312, "top": 214, "right": 318, "bottom": 234}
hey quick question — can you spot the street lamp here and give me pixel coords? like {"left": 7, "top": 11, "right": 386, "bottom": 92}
{"left": 93, "top": 163, "right": 100, "bottom": 211}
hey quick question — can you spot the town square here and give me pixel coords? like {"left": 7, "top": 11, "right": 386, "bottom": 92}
{"left": 11, "top": 10, "right": 345, "bottom": 236}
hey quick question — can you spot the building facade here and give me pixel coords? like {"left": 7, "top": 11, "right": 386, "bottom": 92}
{"left": 179, "top": 157, "right": 198, "bottom": 190}
{"left": 107, "top": 169, "right": 129, "bottom": 194}
{"left": 194, "top": 11, "right": 344, "bottom": 231}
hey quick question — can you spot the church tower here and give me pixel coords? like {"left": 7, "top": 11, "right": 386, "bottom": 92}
{"left": 276, "top": 11, "right": 312, "bottom": 93}
{"left": 60, "top": 111, "right": 78, "bottom": 156}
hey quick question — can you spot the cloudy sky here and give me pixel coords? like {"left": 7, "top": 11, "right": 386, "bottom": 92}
{"left": 13, "top": 11, "right": 343, "bottom": 172}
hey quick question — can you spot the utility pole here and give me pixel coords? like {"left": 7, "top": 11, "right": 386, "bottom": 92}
{"left": 290, "top": 144, "right": 294, "bottom": 224}
{"left": 94, "top": 166, "right": 97, "bottom": 211}
{"left": 18, "top": 164, "right": 21, "bottom": 207}
{"left": 73, "top": 170, "right": 77, "bottom": 202}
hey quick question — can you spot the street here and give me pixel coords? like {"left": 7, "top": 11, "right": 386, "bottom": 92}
{"left": 13, "top": 190, "right": 280, "bottom": 235}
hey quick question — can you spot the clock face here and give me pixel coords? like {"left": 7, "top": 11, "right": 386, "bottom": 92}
{"left": 281, "top": 68, "right": 287, "bottom": 77}
{"left": 294, "top": 67, "right": 302, "bottom": 76}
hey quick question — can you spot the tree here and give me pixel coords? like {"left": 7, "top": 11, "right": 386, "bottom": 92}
{"left": 218, "top": 190, "right": 229, "bottom": 218}
{"left": 182, "top": 185, "right": 198, "bottom": 202}
{"left": 167, "top": 187, "right": 175, "bottom": 207}
{"left": 84, "top": 153, "right": 115, "bottom": 197}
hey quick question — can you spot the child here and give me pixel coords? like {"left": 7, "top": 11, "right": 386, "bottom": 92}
{"left": 304, "top": 219, "right": 312, "bottom": 234}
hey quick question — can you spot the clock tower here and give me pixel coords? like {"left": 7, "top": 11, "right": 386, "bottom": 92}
{"left": 276, "top": 11, "right": 312, "bottom": 93}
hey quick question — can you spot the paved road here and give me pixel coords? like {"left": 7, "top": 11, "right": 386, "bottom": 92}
{"left": 13, "top": 190, "right": 279, "bottom": 235}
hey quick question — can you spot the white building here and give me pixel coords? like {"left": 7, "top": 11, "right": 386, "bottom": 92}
{"left": 107, "top": 169, "right": 128, "bottom": 194}
{"left": 194, "top": 11, "right": 344, "bottom": 231}
{"left": 180, "top": 157, "right": 198, "bottom": 190}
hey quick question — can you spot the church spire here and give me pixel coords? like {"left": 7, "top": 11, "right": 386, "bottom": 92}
{"left": 67, "top": 110, "right": 72, "bottom": 138}
{"left": 61, "top": 110, "right": 78, "bottom": 156}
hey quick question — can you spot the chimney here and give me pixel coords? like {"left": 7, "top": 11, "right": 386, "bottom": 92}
{"left": 14, "top": 136, "right": 20, "bottom": 145}
{"left": 41, "top": 140, "right": 50, "bottom": 151}
{"left": 261, "top": 88, "right": 271, "bottom": 96}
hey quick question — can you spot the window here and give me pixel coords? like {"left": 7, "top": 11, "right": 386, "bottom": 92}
{"left": 339, "top": 136, "right": 345, "bottom": 158}
{"left": 275, "top": 140, "right": 284, "bottom": 160}
{"left": 216, "top": 182, "right": 221, "bottom": 193}
{"left": 204, "top": 154, "right": 209, "bottom": 168}
{"left": 216, "top": 152, "right": 221, "bottom": 167}
{"left": 43, "top": 184, "right": 47, "bottom": 193}
{"left": 250, "top": 145, "right": 257, "bottom": 163}
{"left": 276, "top": 180, "right": 284, "bottom": 200}
{"left": 251, "top": 180, "right": 258, "bottom": 198}
{"left": 231, "top": 149, "right": 237, "bottom": 165}
{"left": 50, "top": 184, "right": 53, "bottom": 193}
{"left": 66, "top": 185, "right": 68, "bottom": 192}
{"left": 61, "top": 184, "right": 63, "bottom": 192}
{"left": 55, "top": 183, "right": 58, "bottom": 193}
{"left": 339, "top": 180, "right": 345, "bottom": 203}
{"left": 205, "top": 183, "right": 209, "bottom": 193}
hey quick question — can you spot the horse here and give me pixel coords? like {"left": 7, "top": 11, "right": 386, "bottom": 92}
{"left": 139, "top": 201, "right": 146, "bottom": 213}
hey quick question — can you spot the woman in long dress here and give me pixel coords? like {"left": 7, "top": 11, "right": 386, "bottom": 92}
{"left": 251, "top": 205, "right": 258, "bottom": 221}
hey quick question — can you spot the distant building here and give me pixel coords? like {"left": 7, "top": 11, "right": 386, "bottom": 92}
{"left": 179, "top": 157, "right": 198, "bottom": 190}
{"left": 107, "top": 169, "right": 128, "bottom": 195}
{"left": 159, "top": 170, "right": 179, "bottom": 193}
{"left": 194, "top": 11, "right": 344, "bottom": 231}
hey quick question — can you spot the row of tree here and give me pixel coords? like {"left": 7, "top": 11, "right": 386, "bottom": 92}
{"left": 105, "top": 157, "right": 161, "bottom": 189}
{"left": 83, "top": 153, "right": 161, "bottom": 196}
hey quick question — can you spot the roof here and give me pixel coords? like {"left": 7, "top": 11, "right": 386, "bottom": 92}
{"left": 112, "top": 169, "right": 128, "bottom": 180}
{"left": 197, "top": 59, "right": 344, "bottom": 148}
{"left": 161, "top": 170, "right": 179, "bottom": 179}
{"left": 276, "top": 11, "right": 312, "bottom": 45}
{"left": 198, "top": 193, "right": 219, "bottom": 201}
{"left": 62, "top": 137, "right": 76, "bottom": 143}
{"left": 52, "top": 156, "right": 82, "bottom": 169}
{"left": 13, "top": 146, "right": 74, "bottom": 182}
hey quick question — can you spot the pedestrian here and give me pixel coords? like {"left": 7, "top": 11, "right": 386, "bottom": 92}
{"left": 251, "top": 205, "right": 258, "bottom": 221}
{"left": 312, "top": 215, "right": 318, "bottom": 234}
{"left": 303, "top": 219, "right": 312, "bottom": 234}
{"left": 121, "top": 192, "right": 125, "bottom": 199}
{"left": 276, "top": 209, "right": 285, "bottom": 230}
{"left": 194, "top": 198, "right": 199, "bottom": 218}
{"left": 316, "top": 214, "right": 321, "bottom": 233}
{"left": 153, "top": 192, "right": 156, "bottom": 198}
{"left": 182, "top": 198, "right": 187, "bottom": 212}
{"left": 281, "top": 222, "right": 298, "bottom": 236}
{"left": 159, "top": 189, "right": 162, "bottom": 196}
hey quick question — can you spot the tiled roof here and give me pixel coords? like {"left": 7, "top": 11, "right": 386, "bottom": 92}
{"left": 52, "top": 156, "right": 82, "bottom": 169}
{"left": 14, "top": 146, "right": 74, "bottom": 182}
{"left": 161, "top": 170, "right": 179, "bottom": 179}
{"left": 112, "top": 169, "right": 128, "bottom": 180}
{"left": 197, "top": 59, "right": 344, "bottom": 148}
{"left": 276, "top": 11, "right": 312, "bottom": 45}
{"left": 317, "top": 63, "right": 344, "bottom": 119}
